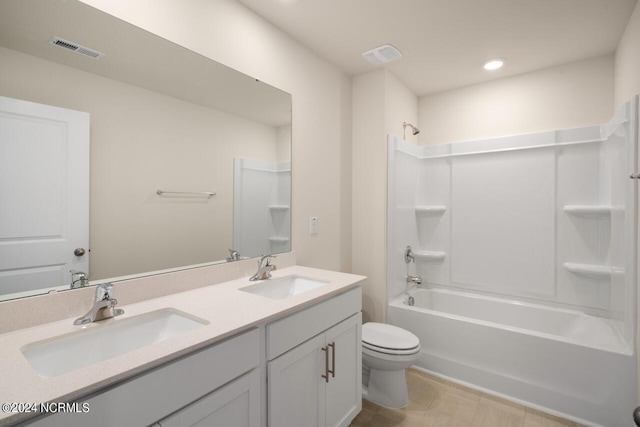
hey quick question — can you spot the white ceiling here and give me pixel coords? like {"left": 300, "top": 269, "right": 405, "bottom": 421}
{"left": 236, "top": 0, "right": 637, "bottom": 96}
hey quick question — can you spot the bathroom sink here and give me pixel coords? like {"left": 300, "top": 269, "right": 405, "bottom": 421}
{"left": 240, "top": 275, "right": 330, "bottom": 299}
{"left": 21, "top": 308, "right": 208, "bottom": 377}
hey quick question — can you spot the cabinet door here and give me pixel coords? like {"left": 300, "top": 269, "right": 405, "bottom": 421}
{"left": 325, "top": 313, "right": 362, "bottom": 427}
{"left": 158, "top": 369, "right": 261, "bottom": 427}
{"left": 268, "top": 334, "right": 326, "bottom": 427}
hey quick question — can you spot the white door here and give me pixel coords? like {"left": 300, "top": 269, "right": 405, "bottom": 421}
{"left": 0, "top": 96, "right": 89, "bottom": 298}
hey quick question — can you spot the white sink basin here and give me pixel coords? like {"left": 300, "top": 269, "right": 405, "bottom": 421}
{"left": 21, "top": 308, "right": 208, "bottom": 377}
{"left": 240, "top": 275, "right": 330, "bottom": 299}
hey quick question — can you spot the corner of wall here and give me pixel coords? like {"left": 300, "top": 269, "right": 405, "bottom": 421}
{"left": 614, "top": 1, "right": 640, "bottom": 109}
{"left": 352, "top": 69, "right": 418, "bottom": 323}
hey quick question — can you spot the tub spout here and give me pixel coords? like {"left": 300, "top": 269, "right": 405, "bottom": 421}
{"left": 406, "top": 275, "right": 422, "bottom": 285}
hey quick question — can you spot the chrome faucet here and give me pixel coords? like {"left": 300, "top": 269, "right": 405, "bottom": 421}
{"left": 226, "top": 249, "right": 241, "bottom": 262}
{"left": 249, "top": 255, "right": 277, "bottom": 281}
{"left": 404, "top": 246, "right": 421, "bottom": 306}
{"left": 70, "top": 270, "right": 89, "bottom": 289}
{"left": 406, "top": 275, "right": 422, "bottom": 285}
{"left": 404, "top": 276, "right": 421, "bottom": 306}
{"left": 404, "top": 246, "right": 422, "bottom": 286}
{"left": 74, "top": 283, "right": 124, "bottom": 325}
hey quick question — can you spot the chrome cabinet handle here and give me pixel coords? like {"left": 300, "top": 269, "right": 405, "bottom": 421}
{"left": 328, "top": 342, "right": 336, "bottom": 378}
{"left": 321, "top": 346, "right": 330, "bottom": 383}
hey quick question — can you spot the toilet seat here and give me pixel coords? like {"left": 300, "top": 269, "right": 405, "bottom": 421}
{"left": 362, "top": 323, "right": 420, "bottom": 356}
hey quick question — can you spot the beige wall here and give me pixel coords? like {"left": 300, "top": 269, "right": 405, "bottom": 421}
{"left": 352, "top": 70, "right": 417, "bottom": 322}
{"left": 0, "top": 46, "right": 278, "bottom": 279}
{"left": 352, "top": 71, "right": 386, "bottom": 323}
{"left": 81, "top": 0, "right": 353, "bottom": 273}
{"left": 418, "top": 55, "right": 615, "bottom": 145}
{"left": 615, "top": 2, "right": 640, "bottom": 108}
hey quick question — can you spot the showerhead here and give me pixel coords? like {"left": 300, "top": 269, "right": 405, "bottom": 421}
{"left": 403, "top": 122, "right": 420, "bottom": 139}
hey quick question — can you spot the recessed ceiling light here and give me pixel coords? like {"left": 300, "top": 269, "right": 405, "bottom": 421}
{"left": 483, "top": 59, "right": 505, "bottom": 71}
{"left": 362, "top": 44, "right": 402, "bottom": 65}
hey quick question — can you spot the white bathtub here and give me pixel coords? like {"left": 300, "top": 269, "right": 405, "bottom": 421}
{"left": 387, "top": 288, "right": 637, "bottom": 427}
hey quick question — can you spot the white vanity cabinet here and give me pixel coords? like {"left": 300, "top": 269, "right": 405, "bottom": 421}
{"left": 17, "top": 283, "right": 364, "bottom": 427}
{"left": 25, "top": 328, "right": 261, "bottom": 427}
{"left": 266, "top": 287, "right": 362, "bottom": 427}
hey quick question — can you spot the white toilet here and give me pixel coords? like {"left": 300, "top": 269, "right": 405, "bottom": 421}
{"left": 361, "top": 322, "right": 421, "bottom": 408}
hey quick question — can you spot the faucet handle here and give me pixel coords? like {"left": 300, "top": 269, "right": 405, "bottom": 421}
{"left": 404, "top": 246, "right": 415, "bottom": 264}
{"left": 70, "top": 269, "right": 85, "bottom": 278}
{"left": 70, "top": 270, "right": 89, "bottom": 289}
{"left": 259, "top": 254, "right": 277, "bottom": 267}
{"left": 227, "top": 249, "right": 240, "bottom": 262}
{"left": 95, "top": 282, "right": 114, "bottom": 301}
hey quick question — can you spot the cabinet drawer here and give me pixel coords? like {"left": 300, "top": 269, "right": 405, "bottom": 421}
{"left": 266, "top": 287, "right": 361, "bottom": 360}
{"left": 25, "top": 328, "right": 260, "bottom": 427}
{"left": 158, "top": 369, "right": 261, "bottom": 427}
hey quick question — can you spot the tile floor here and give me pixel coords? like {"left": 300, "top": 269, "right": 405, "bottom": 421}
{"left": 349, "top": 369, "right": 586, "bottom": 427}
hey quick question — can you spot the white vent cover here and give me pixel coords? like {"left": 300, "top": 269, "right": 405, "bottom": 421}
{"left": 49, "top": 37, "right": 105, "bottom": 60}
{"left": 362, "top": 44, "right": 402, "bottom": 65}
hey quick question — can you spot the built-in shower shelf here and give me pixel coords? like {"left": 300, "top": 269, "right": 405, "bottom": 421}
{"left": 415, "top": 205, "right": 446, "bottom": 215}
{"left": 563, "top": 205, "right": 613, "bottom": 217}
{"left": 414, "top": 250, "right": 446, "bottom": 261}
{"left": 269, "top": 236, "right": 290, "bottom": 243}
{"left": 563, "top": 262, "right": 620, "bottom": 279}
{"left": 269, "top": 205, "right": 290, "bottom": 211}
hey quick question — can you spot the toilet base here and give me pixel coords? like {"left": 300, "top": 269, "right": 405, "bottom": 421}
{"left": 363, "top": 367, "right": 409, "bottom": 408}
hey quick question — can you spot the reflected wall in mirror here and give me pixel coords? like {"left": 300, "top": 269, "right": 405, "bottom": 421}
{"left": 0, "top": 0, "right": 292, "bottom": 301}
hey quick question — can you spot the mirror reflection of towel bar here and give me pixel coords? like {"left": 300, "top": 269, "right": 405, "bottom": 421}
{"left": 156, "top": 190, "right": 216, "bottom": 197}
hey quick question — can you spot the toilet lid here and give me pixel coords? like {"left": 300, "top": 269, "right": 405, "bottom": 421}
{"left": 362, "top": 322, "right": 420, "bottom": 352}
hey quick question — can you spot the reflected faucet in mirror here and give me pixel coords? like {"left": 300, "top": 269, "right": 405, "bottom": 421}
{"left": 226, "top": 249, "right": 241, "bottom": 262}
{"left": 70, "top": 270, "right": 89, "bottom": 289}
{"left": 74, "top": 283, "right": 124, "bottom": 325}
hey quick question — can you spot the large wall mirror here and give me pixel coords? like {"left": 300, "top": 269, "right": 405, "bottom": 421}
{"left": 0, "top": 0, "right": 292, "bottom": 301}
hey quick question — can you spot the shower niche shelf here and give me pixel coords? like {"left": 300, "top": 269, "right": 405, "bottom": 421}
{"left": 269, "top": 205, "right": 290, "bottom": 211}
{"left": 413, "top": 250, "right": 446, "bottom": 262}
{"left": 562, "top": 262, "right": 622, "bottom": 279}
{"left": 563, "top": 205, "right": 613, "bottom": 218}
{"left": 415, "top": 205, "right": 446, "bottom": 215}
{"left": 269, "top": 236, "right": 290, "bottom": 243}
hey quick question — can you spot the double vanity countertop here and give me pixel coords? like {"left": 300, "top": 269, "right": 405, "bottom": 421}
{"left": 0, "top": 265, "right": 365, "bottom": 426}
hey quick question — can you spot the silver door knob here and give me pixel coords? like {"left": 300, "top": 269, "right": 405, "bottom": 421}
{"left": 74, "top": 248, "right": 86, "bottom": 257}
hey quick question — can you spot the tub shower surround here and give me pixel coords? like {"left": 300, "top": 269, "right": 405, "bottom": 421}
{"left": 233, "top": 158, "right": 291, "bottom": 258}
{"left": 386, "top": 97, "right": 638, "bottom": 427}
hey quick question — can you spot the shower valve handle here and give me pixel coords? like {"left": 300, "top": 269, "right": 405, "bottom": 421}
{"left": 404, "top": 246, "right": 415, "bottom": 264}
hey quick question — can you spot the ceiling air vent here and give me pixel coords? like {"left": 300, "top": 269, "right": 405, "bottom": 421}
{"left": 49, "top": 37, "right": 105, "bottom": 60}
{"left": 362, "top": 44, "right": 402, "bottom": 65}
